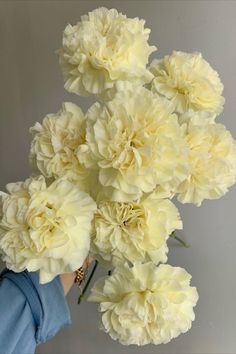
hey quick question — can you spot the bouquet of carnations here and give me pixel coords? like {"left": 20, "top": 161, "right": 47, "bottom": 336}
{"left": 1, "top": 7, "right": 236, "bottom": 346}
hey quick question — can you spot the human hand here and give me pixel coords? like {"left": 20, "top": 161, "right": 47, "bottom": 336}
{"left": 60, "top": 256, "right": 93, "bottom": 296}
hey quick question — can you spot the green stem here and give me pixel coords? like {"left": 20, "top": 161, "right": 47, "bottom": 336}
{"left": 170, "top": 232, "right": 190, "bottom": 248}
{"left": 77, "top": 260, "right": 98, "bottom": 304}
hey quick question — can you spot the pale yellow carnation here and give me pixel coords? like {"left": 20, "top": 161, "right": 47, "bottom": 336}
{"left": 92, "top": 193, "right": 182, "bottom": 267}
{"left": 78, "top": 87, "right": 190, "bottom": 201}
{"left": 57, "top": 7, "right": 156, "bottom": 100}
{"left": 88, "top": 262, "right": 199, "bottom": 345}
{"left": 0, "top": 176, "right": 96, "bottom": 283}
{"left": 176, "top": 122, "right": 236, "bottom": 206}
{"left": 148, "top": 51, "right": 225, "bottom": 115}
{"left": 178, "top": 109, "right": 217, "bottom": 126}
{"left": 29, "top": 102, "right": 89, "bottom": 189}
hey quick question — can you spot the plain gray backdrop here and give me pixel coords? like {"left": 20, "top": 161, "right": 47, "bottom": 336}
{"left": 0, "top": 1, "right": 236, "bottom": 353}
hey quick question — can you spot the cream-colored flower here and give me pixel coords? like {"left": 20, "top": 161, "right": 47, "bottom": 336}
{"left": 0, "top": 175, "right": 96, "bottom": 283}
{"left": 148, "top": 51, "right": 225, "bottom": 115}
{"left": 92, "top": 193, "right": 182, "bottom": 267}
{"left": 88, "top": 262, "right": 199, "bottom": 345}
{"left": 57, "top": 7, "right": 156, "bottom": 100}
{"left": 29, "top": 102, "right": 89, "bottom": 190}
{"left": 176, "top": 122, "right": 236, "bottom": 206}
{"left": 178, "top": 109, "right": 217, "bottom": 126}
{"left": 78, "top": 87, "right": 190, "bottom": 201}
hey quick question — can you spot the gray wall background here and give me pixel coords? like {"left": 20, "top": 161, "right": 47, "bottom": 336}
{"left": 0, "top": 1, "right": 236, "bottom": 353}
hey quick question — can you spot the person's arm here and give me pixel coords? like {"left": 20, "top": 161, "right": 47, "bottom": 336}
{"left": 60, "top": 272, "right": 76, "bottom": 295}
{"left": 60, "top": 256, "right": 92, "bottom": 295}
{"left": 0, "top": 272, "right": 36, "bottom": 354}
{"left": 0, "top": 269, "right": 72, "bottom": 354}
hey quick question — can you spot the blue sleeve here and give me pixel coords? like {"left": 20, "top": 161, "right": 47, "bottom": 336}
{"left": 0, "top": 268, "right": 72, "bottom": 354}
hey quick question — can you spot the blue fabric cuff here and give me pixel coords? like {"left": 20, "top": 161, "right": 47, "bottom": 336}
{"left": 0, "top": 269, "right": 72, "bottom": 345}
{"left": 33, "top": 271, "right": 72, "bottom": 344}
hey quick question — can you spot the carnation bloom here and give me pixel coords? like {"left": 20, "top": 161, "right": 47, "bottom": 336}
{"left": 88, "top": 262, "right": 199, "bottom": 345}
{"left": 29, "top": 102, "right": 89, "bottom": 189}
{"left": 148, "top": 51, "right": 225, "bottom": 115}
{"left": 92, "top": 193, "right": 182, "bottom": 267}
{"left": 0, "top": 176, "right": 96, "bottom": 283}
{"left": 57, "top": 7, "right": 156, "bottom": 100}
{"left": 78, "top": 87, "right": 190, "bottom": 201}
{"left": 178, "top": 109, "right": 217, "bottom": 126}
{"left": 175, "top": 122, "right": 236, "bottom": 206}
